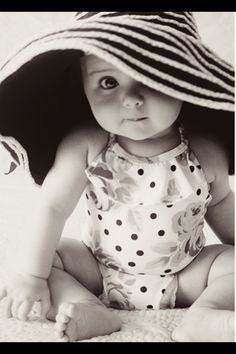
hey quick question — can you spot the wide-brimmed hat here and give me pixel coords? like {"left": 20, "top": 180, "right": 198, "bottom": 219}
{"left": 0, "top": 12, "right": 234, "bottom": 184}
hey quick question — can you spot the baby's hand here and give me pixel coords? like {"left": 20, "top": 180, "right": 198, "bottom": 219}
{"left": 0, "top": 272, "right": 51, "bottom": 321}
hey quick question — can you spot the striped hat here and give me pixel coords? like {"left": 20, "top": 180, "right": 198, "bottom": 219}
{"left": 0, "top": 12, "right": 234, "bottom": 183}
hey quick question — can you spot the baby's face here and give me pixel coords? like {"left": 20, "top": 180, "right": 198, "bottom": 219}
{"left": 80, "top": 55, "right": 182, "bottom": 141}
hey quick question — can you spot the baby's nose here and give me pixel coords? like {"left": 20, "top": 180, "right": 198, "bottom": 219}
{"left": 122, "top": 90, "right": 144, "bottom": 109}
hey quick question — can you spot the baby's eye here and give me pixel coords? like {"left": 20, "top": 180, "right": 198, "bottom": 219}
{"left": 99, "top": 77, "right": 118, "bottom": 90}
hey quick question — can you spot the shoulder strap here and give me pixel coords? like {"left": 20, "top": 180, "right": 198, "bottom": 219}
{"left": 179, "top": 125, "right": 188, "bottom": 145}
{"left": 108, "top": 133, "right": 116, "bottom": 146}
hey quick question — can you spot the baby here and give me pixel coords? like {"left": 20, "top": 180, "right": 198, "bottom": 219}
{"left": 0, "top": 12, "right": 234, "bottom": 342}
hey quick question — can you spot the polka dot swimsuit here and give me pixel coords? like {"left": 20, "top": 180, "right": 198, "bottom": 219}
{"left": 82, "top": 127, "right": 212, "bottom": 310}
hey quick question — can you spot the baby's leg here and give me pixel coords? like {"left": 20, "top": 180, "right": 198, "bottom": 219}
{"left": 172, "top": 244, "right": 234, "bottom": 342}
{"left": 47, "top": 238, "right": 121, "bottom": 341}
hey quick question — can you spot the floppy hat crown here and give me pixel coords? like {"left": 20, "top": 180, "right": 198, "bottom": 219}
{"left": 0, "top": 12, "right": 234, "bottom": 183}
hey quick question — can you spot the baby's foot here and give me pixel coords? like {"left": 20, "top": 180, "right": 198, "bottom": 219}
{"left": 172, "top": 307, "right": 234, "bottom": 342}
{"left": 54, "top": 301, "right": 122, "bottom": 341}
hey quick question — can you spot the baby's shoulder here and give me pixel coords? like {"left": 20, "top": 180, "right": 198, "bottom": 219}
{"left": 188, "top": 133, "right": 229, "bottom": 183}
{"left": 86, "top": 126, "right": 109, "bottom": 165}
{"left": 58, "top": 124, "right": 109, "bottom": 166}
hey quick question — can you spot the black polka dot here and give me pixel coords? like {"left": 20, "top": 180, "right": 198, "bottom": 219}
{"left": 85, "top": 194, "right": 89, "bottom": 199}
{"left": 116, "top": 219, "right": 122, "bottom": 226}
{"left": 136, "top": 250, "right": 144, "bottom": 256}
{"left": 147, "top": 305, "right": 153, "bottom": 309}
{"left": 161, "top": 289, "right": 166, "bottom": 294}
{"left": 131, "top": 234, "right": 138, "bottom": 240}
{"left": 138, "top": 169, "right": 144, "bottom": 175}
{"left": 197, "top": 165, "right": 202, "bottom": 169}
{"left": 206, "top": 194, "right": 210, "bottom": 199}
{"left": 104, "top": 229, "right": 109, "bottom": 235}
{"left": 150, "top": 182, "right": 155, "bottom": 188}
{"left": 196, "top": 188, "right": 201, "bottom": 195}
{"left": 171, "top": 165, "right": 176, "bottom": 172}
{"left": 164, "top": 269, "right": 172, "bottom": 273}
{"left": 150, "top": 213, "right": 157, "bottom": 219}
{"left": 158, "top": 230, "right": 165, "bottom": 236}
{"left": 139, "top": 203, "right": 144, "bottom": 205}
{"left": 140, "top": 286, "right": 147, "bottom": 293}
{"left": 128, "top": 261, "right": 136, "bottom": 267}
{"left": 190, "top": 166, "right": 195, "bottom": 172}
{"left": 98, "top": 214, "right": 102, "bottom": 220}
{"left": 166, "top": 204, "right": 173, "bottom": 208}
{"left": 160, "top": 275, "right": 166, "bottom": 277}
{"left": 138, "top": 272, "right": 145, "bottom": 275}
{"left": 87, "top": 210, "right": 91, "bottom": 216}
{"left": 115, "top": 245, "right": 122, "bottom": 252}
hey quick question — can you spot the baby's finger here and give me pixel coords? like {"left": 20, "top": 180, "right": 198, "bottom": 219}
{"left": 18, "top": 301, "right": 34, "bottom": 321}
{"left": 40, "top": 298, "right": 51, "bottom": 320}
{"left": 0, "top": 287, "right": 7, "bottom": 301}
{"left": 4, "top": 297, "right": 13, "bottom": 318}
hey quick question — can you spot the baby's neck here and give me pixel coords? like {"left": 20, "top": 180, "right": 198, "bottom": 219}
{"left": 117, "top": 124, "right": 181, "bottom": 158}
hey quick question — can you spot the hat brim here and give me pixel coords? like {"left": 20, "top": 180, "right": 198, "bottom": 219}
{"left": 0, "top": 49, "right": 93, "bottom": 184}
{"left": 0, "top": 21, "right": 234, "bottom": 183}
{"left": 0, "top": 22, "right": 234, "bottom": 111}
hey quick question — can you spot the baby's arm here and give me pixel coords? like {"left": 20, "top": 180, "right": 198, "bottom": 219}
{"left": 20, "top": 128, "right": 90, "bottom": 278}
{"left": 1, "top": 127, "right": 92, "bottom": 320}
{"left": 191, "top": 136, "right": 234, "bottom": 245}
{"left": 205, "top": 151, "right": 234, "bottom": 245}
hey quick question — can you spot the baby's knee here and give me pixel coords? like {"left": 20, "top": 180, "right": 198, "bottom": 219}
{"left": 53, "top": 238, "right": 81, "bottom": 270}
{"left": 216, "top": 244, "right": 234, "bottom": 269}
{"left": 209, "top": 244, "right": 234, "bottom": 282}
{"left": 52, "top": 251, "right": 65, "bottom": 271}
{"left": 57, "top": 237, "right": 86, "bottom": 257}
{"left": 53, "top": 241, "right": 83, "bottom": 272}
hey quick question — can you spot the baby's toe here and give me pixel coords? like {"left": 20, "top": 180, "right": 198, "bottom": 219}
{"left": 55, "top": 321, "right": 67, "bottom": 332}
{"left": 58, "top": 335, "right": 69, "bottom": 342}
{"left": 55, "top": 328, "right": 70, "bottom": 342}
{"left": 55, "top": 312, "right": 70, "bottom": 324}
{"left": 59, "top": 303, "right": 75, "bottom": 318}
{"left": 54, "top": 328, "right": 65, "bottom": 339}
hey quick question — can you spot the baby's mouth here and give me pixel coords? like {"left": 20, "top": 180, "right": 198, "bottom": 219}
{"left": 126, "top": 117, "right": 148, "bottom": 121}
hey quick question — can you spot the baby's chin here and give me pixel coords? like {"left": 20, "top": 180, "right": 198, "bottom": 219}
{"left": 121, "top": 128, "right": 162, "bottom": 141}
{"left": 120, "top": 133, "right": 154, "bottom": 142}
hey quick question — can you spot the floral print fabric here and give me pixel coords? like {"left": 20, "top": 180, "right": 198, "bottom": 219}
{"left": 82, "top": 129, "right": 212, "bottom": 309}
